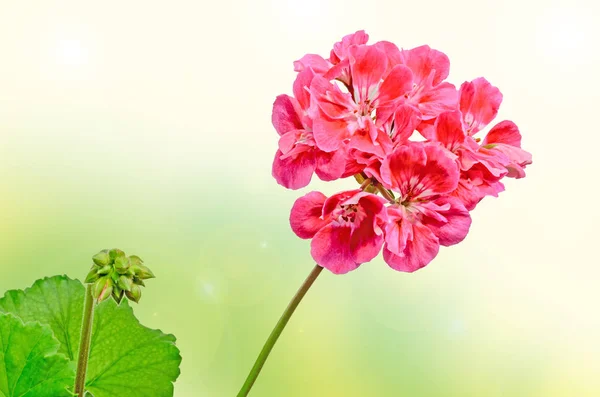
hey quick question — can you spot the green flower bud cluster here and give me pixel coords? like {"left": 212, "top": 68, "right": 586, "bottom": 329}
{"left": 84, "top": 248, "right": 155, "bottom": 304}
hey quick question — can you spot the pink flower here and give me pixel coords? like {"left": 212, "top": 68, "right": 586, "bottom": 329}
{"left": 370, "top": 42, "right": 458, "bottom": 122}
{"left": 290, "top": 190, "right": 388, "bottom": 274}
{"left": 428, "top": 78, "right": 532, "bottom": 209}
{"left": 452, "top": 164, "right": 506, "bottom": 210}
{"left": 432, "top": 113, "right": 509, "bottom": 184}
{"left": 271, "top": 69, "right": 346, "bottom": 189}
{"left": 458, "top": 78, "right": 532, "bottom": 180}
{"left": 272, "top": 31, "right": 531, "bottom": 275}
{"left": 309, "top": 45, "right": 413, "bottom": 154}
{"left": 481, "top": 121, "right": 532, "bottom": 179}
{"left": 379, "top": 142, "right": 471, "bottom": 272}
{"left": 292, "top": 33, "right": 461, "bottom": 172}
{"left": 399, "top": 45, "right": 459, "bottom": 121}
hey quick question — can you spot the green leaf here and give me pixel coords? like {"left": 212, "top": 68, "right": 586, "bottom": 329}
{"left": 0, "top": 276, "right": 181, "bottom": 397}
{"left": 85, "top": 299, "right": 180, "bottom": 397}
{"left": 0, "top": 313, "right": 74, "bottom": 397}
{"left": 0, "top": 276, "right": 82, "bottom": 361}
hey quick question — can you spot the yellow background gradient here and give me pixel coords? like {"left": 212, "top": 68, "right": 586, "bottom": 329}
{"left": 1, "top": 0, "right": 598, "bottom": 396}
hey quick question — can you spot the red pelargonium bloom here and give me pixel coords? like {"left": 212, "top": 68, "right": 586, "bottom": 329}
{"left": 271, "top": 30, "right": 531, "bottom": 275}
{"left": 380, "top": 142, "right": 471, "bottom": 272}
{"left": 290, "top": 190, "right": 388, "bottom": 274}
{"left": 271, "top": 68, "right": 346, "bottom": 189}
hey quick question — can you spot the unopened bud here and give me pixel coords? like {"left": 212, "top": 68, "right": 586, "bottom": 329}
{"left": 135, "top": 265, "right": 155, "bottom": 280}
{"left": 84, "top": 268, "right": 100, "bottom": 284}
{"left": 98, "top": 282, "right": 113, "bottom": 303}
{"left": 114, "top": 256, "right": 130, "bottom": 274}
{"left": 109, "top": 248, "right": 126, "bottom": 262}
{"left": 92, "top": 250, "right": 111, "bottom": 267}
{"left": 128, "top": 255, "right": 144, "bottom": 266}
{"left": 117, "top": 275, "right": 133, "bottom": 292}
{"left": 97, "top": 265, "right": 112, "bottom": 276}
{"left": 93, "top": 278, "right": 109, "bottom": 300}
{"left": 126, "top": 284, "right": 142, "bottom": 303}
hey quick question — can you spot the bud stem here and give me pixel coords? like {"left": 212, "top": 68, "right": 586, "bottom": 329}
{"left": 74, "top": 284, "right": 95, "bottom": 396}
{"left": 237, "top": 264, "right": 323, "bottom": 396}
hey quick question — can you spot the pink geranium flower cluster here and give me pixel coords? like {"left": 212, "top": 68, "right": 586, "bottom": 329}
{"left": 272, "top": 31, "right": 532, "bottom": 275}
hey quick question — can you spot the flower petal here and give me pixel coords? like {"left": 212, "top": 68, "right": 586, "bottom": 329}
{"left": 330, "top": 30, "right": 369, "bottom": 64}
{"left": 433, "top": 111, "right": 466, "bottom": 152}
{"left": 289, "top": 191, "right": 328, "bottom": 239}
{"left": 309, "top": 75, "right": 356, "bottom": 120}
{"left": 422, "top": 196, "right": 472, "bottom": 246}
{"left": 293, "top": 54, "right": 331, "bottom": 75}
{"left": 376, "top": 64, "right": 413, "bottom": 105}
{"left": 381, "top": 142, "right": 459, "bottom": 199}
{"left": 272, "top": 95, "right": 302, "bottom": 135}
{"left": 401, "top": 45, "right": 451, "bottom": 86}
{"left": 383, "top": 222, "right": 440, "bottom": 272}
{"left": 416, "top": 118, "right": 436, "bottom": 140}
{"left": 384, "top": 206, "right": 412, "bottom": 256}
{"left": 352, "top": 196, "right": 387, "bottom": 260}
{"left": 311, "top": 225, "right": 359, "bottom": 274}
{"left": 483, "top": 120, "right": 522, "bottom": 147}
{"left": 350, "top": 224, "right": 385, "bottom": 265}
{"left": 452, "top": 172, "right": 505, "bottom": 210}
{"left": 348, "top": 118, "right": 391, "bottom": 157}
{"left": 312, "top": 115, "right": 352, "bottom": 152}
{"left": 459, "top": 77, "right": 503, "bottom": 135}
{"left": 315, "top": 147, "right": 347, "bottom": 181}
{"left": 272, "top": 149, "right": 315, "bottom": 190}
{"left": 292, "top": 68, "right": 316, "bottom": 112}
{"left": 415, "top": 82, "right": 458, "bottom": 121}
{"left": 373, "top": 40, "right": 403, "bottom": 77}
{"left": 391, "top": 105, "right": 421, "bottom": 145}
{"left": 483, "top": 120, "right": 532, "bottom": 178}
{"left": 349, "top": 45, "right": 387, "bottom": 103}
{"left": 277, "top": 130, "right": 300, "bottom": 154}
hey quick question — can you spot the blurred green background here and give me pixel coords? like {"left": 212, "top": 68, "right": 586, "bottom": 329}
{"left": 1, "top": 0, "right": 599, "bottom": 396}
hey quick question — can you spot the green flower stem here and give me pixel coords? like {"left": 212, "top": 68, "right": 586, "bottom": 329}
{"left": 74, "top": 284, "right": 95, "bottom": 396}
{"left": 375, "top": 183, "right": 396, "bottom": 203}
{"left": 237, "top": 264, "right": 324, "bottom": 396}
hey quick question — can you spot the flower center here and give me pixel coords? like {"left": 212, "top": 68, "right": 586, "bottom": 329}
{"left": 334, "top": 204, "right": 361, "bottom": 226}
{"left": 357, "top": 99, "right": 372, "bottom": 117}
{"left": 296, "top": 132, "right": 311, "bottom": 144}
